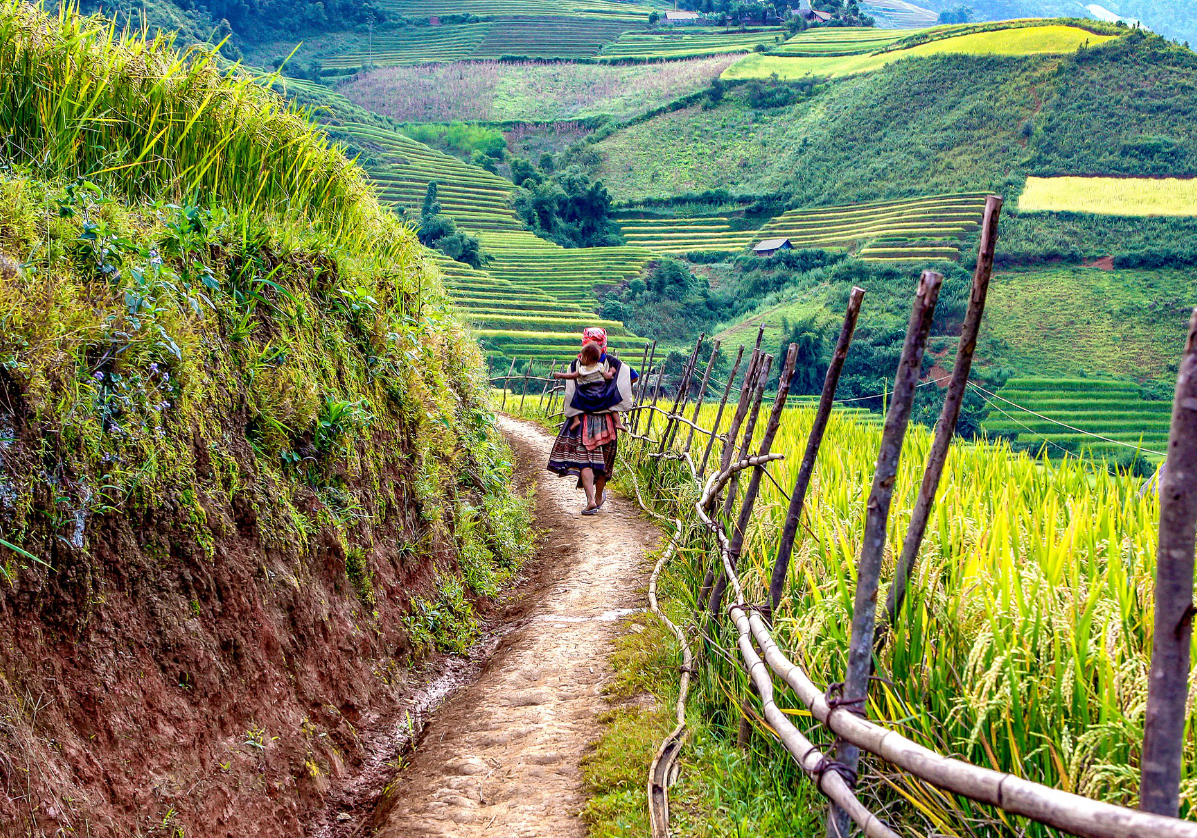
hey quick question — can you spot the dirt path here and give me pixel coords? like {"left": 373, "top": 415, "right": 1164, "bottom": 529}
{"left": 374, "top": 415, "right": 661, "bottom": 837}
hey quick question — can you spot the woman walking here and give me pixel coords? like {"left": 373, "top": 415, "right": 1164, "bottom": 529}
{"left": 546, "top": 327, "right": 638, "bottom": 515}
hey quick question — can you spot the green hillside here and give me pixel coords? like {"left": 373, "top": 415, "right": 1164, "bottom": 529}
{"left": 596, "top": 26, "right": 1197, "bottom": 205}
{"left": 0, "top": 3, "right": 532, "bottom": 834}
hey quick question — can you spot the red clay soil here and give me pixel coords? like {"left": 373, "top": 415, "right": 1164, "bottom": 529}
{"left": 0, "top": 435, "right": 511, "bottom": 838}
{"left": 1084, "top": 256, "right": 1115, "bottom": 271}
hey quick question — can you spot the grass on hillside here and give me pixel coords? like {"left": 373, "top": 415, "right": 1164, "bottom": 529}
{"left": 336, "top": 55, "right": 739, "bottom": 123}
{"left": 594, "top": 55, "right": 1045, "bottom": 202}
{"left": 0, "top": 0, "right": 531, "bottom": 632}
{"left": 597, "top": 32, "right": 1197, "bottom": 206}
{"left": 980, "top": 266, "right": 1195, "bottom": 379}
{"left": 1018, "top": 176, "right": 1197, "bottom": 216}
{"left": 724, "top": 23, "right": 1119, "bottom": 80}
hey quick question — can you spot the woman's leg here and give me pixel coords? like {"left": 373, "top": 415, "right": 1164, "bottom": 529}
{"left": 595, "top": 472, "right": 608, "bottom": 507}
{"left": 580, "top": 467, "right": 598, "bottom": 510}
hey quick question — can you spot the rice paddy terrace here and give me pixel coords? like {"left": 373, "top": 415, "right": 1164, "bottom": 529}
{"left": 433, "top": 254, "right": 649, "bottom": 364}
{"left": 725, "top": 21, "right": 1118, "bottom": 79}
{"left": 373, "top": 0, "right": 657, "bottom": 19}
{"left": 276, "top": 79, "right": 655, "bottom": 366}
{"left": 1018, "top": 176, "right": 1197, "bottom": 217}
{"left": 318, "top": 16, "right": 647, "bottom": 71}
{"left": 616, "top": 192, "right": 990, "bottom": 260}
{"left": 982, "top": 378, "right": 1172, "bottom": 461}
{"left": 599, "top": 27, "right": 788, "bottom": 60}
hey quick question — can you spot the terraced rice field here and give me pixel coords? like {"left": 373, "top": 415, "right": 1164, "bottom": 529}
{"left": 319, "top": 23, "right": 493, "bottom": 68}
{"left": 981, "top": 378, "right": 1171, "bottom": 461}
{"left": 1018, "top": 176, "right": 1197, "bottom": 217}
{"left": 321, "top": 17, "right": 642, "bottom": 69}
{"left": 433, "top": 255, "right": 647, "bottom": 364}
{"left": 772, "top": 26, "right": 919, "bottom": 55}
{"left": 723, "top": 23, "right": 1119, "bottom": 80}
{"left": 478, "top": 230, "right": 655, "bottom": 305}
{"left": 373, "top": 0, "right": 655, "bottom": 20}
{"left": 273, "top": 79, "right": 654, "bottom": 364}
{"left": 614, "top": 213, "right": 759, "bottom": 253}
{"left": 473, "top": 17, "right": 640, "bottom": 59}
{"left": 757, "top": 193, "right": 990, "bottom": 259}
{"left": 859, "top": 0, "right": 939, "bottom": 28}
{"left": 601, "top": 28, "right": 786, "bottom": 59}
{"left": 337, "top": 120, "right": 522, "bottom": 230}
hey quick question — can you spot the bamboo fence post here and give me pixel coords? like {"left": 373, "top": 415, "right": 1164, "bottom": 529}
{"left": 635, "top": 341, "right": 658, "bottom": 434}
{"left": 881, "top": 196, "right": 1002, "bottom": 639}
{"left": 539, "top": 362, "right": 557, "bottom": 416}
{"left": 769, "top": 287, "right": 865, "bottom": 615}
{"left": 720, "top": 349, "right": 762, "bottom": 476}
{"left": 700, "top": 344, "right": 745, "bottom": 478}
{"left": 697, "top": 349, "right": 761, "bottom": 623}
{"left": 663, "top": 339, "right": 706, "bottom": 455}
{"left": 632, "top": 341, "right": 651, "bottom": 429}
{"left": 684, "top": 340, "right": 722, "bottom": 455}
{"left": 518, "top": 362, "right": 532, "bottom": 415}
{"left": 709, "top": 353, "right": 773, "bottom": 621}
{"left": 828, "top": 270, "right": 943, "bottom": 838}
{"left": 500, "top": 357, "right": 517, "bottom": 411}
{"left": 723, "top": 344, "right": 800, "bottom": 680}
{"left": 722, "top": 354, "right": 774, "bottom": 521}
{"left": 1141, "top": 308, "right": 1197, "bottom": 818}
{"left": 658, "top": 336, "right": 705, "bottom": 456}
{"left": 730, "top": 344, "right": 798, "bottom": 565}
{"left": 644, "top": 365, "right": 666, "bottom": 440}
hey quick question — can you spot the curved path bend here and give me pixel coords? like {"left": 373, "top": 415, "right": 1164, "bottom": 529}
{"left": 376, "top": 415, "right": 660, "bottom": 837}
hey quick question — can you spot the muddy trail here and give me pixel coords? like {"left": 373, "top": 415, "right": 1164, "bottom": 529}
{"left": 353, "top": 415, "right": 661, "bottom": 837}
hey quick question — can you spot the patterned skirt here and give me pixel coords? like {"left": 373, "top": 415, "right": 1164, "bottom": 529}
{"left": 547, "top": 418, "right": 618, "bottom": 485}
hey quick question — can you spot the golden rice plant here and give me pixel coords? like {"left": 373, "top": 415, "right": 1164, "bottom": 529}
{"left": 509, "top": 391, "right": 1186, "bottom": 833}
{"left": 1019, "top": 176, "right": 1197, "bottom": 217}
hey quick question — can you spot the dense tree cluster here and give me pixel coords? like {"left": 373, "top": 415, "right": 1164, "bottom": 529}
{"left": 600, "top": 259, "right": 727, "bottom": 342}
{"left": 418, "top": 183, "right": 484, "bottom": 268}
{"left": 509, "top": 155, "right": 624, "bottom": 249}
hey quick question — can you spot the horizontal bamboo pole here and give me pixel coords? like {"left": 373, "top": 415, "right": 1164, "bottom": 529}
{"left": 746, "top": 609, "right": 1197, "bottom": 838}
{"left": 729, "top": 606, "right": 900, "bottom": 838}
{"left": 691, "top": 457, "right": 897, "bottom": 838}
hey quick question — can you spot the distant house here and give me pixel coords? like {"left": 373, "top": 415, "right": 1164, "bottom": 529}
{"left": 754, "top": 238, "right": 793, "bottom": 256}
{"left": 664, "top": 10, "right": 701, "bottom": 24}
{"left": 792, "top": 0, "right": 833, "bottom": 23}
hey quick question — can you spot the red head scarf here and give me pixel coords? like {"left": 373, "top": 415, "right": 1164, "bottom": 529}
{"left": 582, "top": 326, "right": 608, "bottom": 352}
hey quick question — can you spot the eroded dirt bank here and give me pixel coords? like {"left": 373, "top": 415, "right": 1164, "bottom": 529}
{"left": 370, "top": 415, "right": 660, "bottom": 837}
